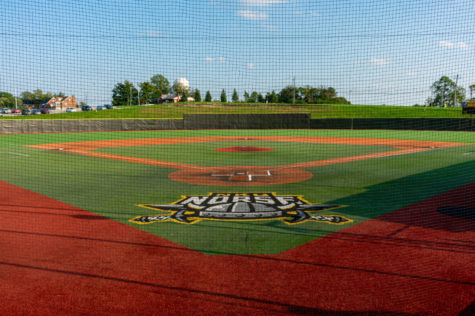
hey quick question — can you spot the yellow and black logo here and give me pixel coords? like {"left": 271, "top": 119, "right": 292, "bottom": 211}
{"left": 130, "top": 193, "right": 352, "bottom": 225}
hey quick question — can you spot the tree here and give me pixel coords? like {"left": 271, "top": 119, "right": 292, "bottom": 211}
{"left": 172, "top": 80, "right": 189, "bottom": 97}
{"left": 469, "top": 84, "right": 475, "bottom": 100}
{"left": 320, "top": 86, "right": 337, "bottom": 101}
{"left": 138, "top": 82, "right": 156, "bottom": 104}
{"left": 180, "top": 91, "right": 188, "bottom": 102}
{"left": 220, "top": 89, "right": 227, "bottom": 103}
{"left": 279, "top": 86, "right": 299, "bottom": 103}
{"left": 248, "top": 91, "right": 263, "bottom": 103}
{"left": 112, "top": 81, "right": 138, "bottom": 106}
{"left": 193, "top": 89, "right": 202, "bottom": 102}
{"left": 256, "top": 92, "right": 265, "bottom": 103}
{"left": 150, "top": 74, "right": 170, "bottom": 97}
{"left": 204, "top": 91, "right": 212, "bottom": 102}
{"left": 243, "top": 91, "right": 250, "bottom": 102}
{"left": 21, "top": 89, "right": 53, "bottom": 105}
{"left": 430, "top": 76, "right": 465, "bottom": 107}
{"left": 0, "top": 92, "right": 19, "bottom": 108}
{"left": 232, "top": 89, "right": 239, "bottom": 102}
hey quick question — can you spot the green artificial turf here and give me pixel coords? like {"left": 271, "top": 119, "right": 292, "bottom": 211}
{"left": 1, "top": 129, "right": 474, "bottom": 255}
{"left": 94, "top": 141, "right": 395, "bottom": 166}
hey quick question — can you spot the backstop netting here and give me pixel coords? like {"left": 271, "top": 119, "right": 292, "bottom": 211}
{"left": 1, "top": 1, "right": 474, "bottom": 315}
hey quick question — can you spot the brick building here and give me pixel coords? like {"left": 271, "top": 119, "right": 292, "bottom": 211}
{"left": 42, "top": 95, "right": 78, "bottom": 109}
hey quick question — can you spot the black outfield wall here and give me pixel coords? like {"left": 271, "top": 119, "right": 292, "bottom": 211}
{"left": 0, "top": 116, "right": 474, "bottom": 133}
{"left": 310, "top": 118, "right": 475, "bottom": 131}
{"left": 0, "top": 119, "right": 183, "bottom": 134}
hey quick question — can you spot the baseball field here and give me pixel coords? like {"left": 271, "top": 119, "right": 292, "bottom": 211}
{"left": 1, "top": 128, "right": 474, "bottom": 315}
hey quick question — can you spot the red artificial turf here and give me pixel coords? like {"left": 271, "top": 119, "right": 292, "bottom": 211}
{"left": 1, "top": 180, "right": 474, "bottom": 315}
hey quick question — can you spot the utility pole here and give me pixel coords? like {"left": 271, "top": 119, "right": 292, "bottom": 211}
{"left": 129, "top": 86, "right": 132, "bottom": 106}
{"left": 14, "top": 88, "right": 18, "bottom": 109}
{"left": 292, "top": 77, "right": 296, "bottom": 106}
{"left": 454, "top": 74, "right": 459, "bottom": 107}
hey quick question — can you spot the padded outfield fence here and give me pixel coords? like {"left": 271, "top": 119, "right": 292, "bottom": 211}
{"left": 1, "top": 115, "right": 474, "bottom": 133}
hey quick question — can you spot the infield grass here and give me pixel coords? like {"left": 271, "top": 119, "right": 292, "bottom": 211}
{"left": 94, "top": 141, "right": 396, "bottom": 166}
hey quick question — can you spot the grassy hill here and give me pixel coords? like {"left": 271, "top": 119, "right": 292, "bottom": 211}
{"left": 1, "top": 103, "right": 470, "bottom": 119}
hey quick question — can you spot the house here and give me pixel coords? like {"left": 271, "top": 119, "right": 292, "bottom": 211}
{"left": 41, "top": 95, "right": 78, "bottom": 109}
{"left": 151, "top": 94, "right": 181, "bottom": 104}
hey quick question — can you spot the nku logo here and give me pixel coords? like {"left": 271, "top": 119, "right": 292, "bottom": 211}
{"left": 130, "top": 193, "right": 352, "bottom": 225}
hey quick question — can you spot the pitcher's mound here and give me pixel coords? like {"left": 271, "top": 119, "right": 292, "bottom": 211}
{"left": 214, "top": 146, "right": 274, "bottom": 152}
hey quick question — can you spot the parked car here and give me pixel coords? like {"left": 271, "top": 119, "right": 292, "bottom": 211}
{"left": 21, "top": 109, "right": 31, "bottom": 115}
{"left": 40, "top": 108, "right": 50, "bottom": 114}
{"left": 81, "top": 105, "right": 93, "bottom": 111}
{"left": 1, "top": 108, "right": 12, "bottom": 114}
{"left": 104, "top": 104, "right": 113, "bottom": 109}
{"left": 96, "top": 105, "right": 104, "bottom": 111}
{"left": 66, "top": 108, "right": 77, "bottom": 113}
{"left": 12, "top": 109, "right": 21, "bottom": 114}
{"left": 31, "top": 109, "right": 42, "bottom": 115}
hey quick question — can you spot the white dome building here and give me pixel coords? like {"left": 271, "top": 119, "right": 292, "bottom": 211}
{"left": 173, "top": 77, "right": 189, "bottom": 93}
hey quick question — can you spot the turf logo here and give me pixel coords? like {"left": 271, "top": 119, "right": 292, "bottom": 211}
{"left": 130, "top": 193, "right": 352, "bottom": 225}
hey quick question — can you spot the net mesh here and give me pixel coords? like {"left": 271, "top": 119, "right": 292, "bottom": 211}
{"left": 1, "top": 1, "right": 474, "bottom": 315}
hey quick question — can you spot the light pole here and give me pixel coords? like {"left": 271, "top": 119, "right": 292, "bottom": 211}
{"left": 292, "top": 77, "right": 296, "bottom": 105}
{"left": 454, "top": 74, "right": 459, "bottom": 107}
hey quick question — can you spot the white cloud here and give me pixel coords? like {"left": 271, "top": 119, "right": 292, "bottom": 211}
{"left": 137, "top": 30, "right": 164, "bottom": 38}
{"left": 370, "top": 58, "right": 389, "bottom": 66}
{"left": 457, "top": 42, "right": 470, "bottom": 50}
{"left": 205, "top": 56, "right": 226, "bottom": 63}
{"left": 237, "top": 10, "right": 268, "bottom": 19}
{"left": 309, "top": 11, "right": 319, "bottom": 17}
{"left": 247, "top": 63, "right": 255, "bottom": 69}
{"left": 438, "top": 41, "right": 470, "bottom": 50}
{"left": 241, "top": 0, "right": 287, "bottom": 6}
{"left": 439, "top": 41, "right": 454, "bottom": 48}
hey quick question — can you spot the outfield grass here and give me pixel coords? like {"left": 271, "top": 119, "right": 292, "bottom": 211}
{"left": 1, "top": 129, "right": 474, "bottom": 255}
{"left": 1, "top": 103, "right": 471, "bottom": 119}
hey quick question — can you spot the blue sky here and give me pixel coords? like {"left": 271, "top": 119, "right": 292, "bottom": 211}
{"left": 1, "top": 0, "right": 474, "bottom": 105}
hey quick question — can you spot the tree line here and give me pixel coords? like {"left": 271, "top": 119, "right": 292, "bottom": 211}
{"left": 2, "top": 75, "right": 472, "bottom": 109}
{"left": 0, "top": 89, "right": 69, "bottom": 108}
{"left": 111, "top": 74, "right": 351, "bottom": 106}
{"left": 426, "top": 76, "right": 475, "bottom": 107}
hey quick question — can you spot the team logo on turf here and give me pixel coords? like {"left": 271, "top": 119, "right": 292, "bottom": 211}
{"left": 130, "top": 193, "right": 352, "bottom": 225}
